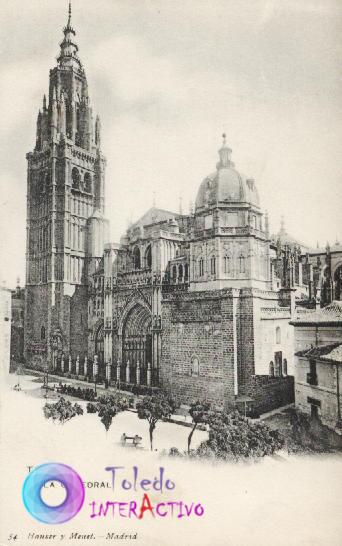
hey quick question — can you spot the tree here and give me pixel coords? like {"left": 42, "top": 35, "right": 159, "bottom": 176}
{"left": 87, "top": 394, "right": 128, "bottom": 433}
{"left": 196, "top": 410, "right": 284, "bottom": 461}
{"left": 188, "top": 401, "right": 211, "bottom": 454}
{"left": 43, "top": 397, "right": 83, "bottom": 425}
{"left": 136, "top": 393, "right": 175, "bottom": 451}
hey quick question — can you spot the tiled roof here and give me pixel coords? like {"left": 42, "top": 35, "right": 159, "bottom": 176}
{"left": 296, "top": 342, "right": 342, "bottom": 363}
{"left": 321, "top": 344, "right": 342, "bottom": 363}
{"left": 294, "top": 301, "right": 342, "bottom": 324}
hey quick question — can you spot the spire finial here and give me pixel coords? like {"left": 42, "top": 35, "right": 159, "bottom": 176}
{"left": 222, "top": 132, "right": 226, "bottom": 146}
{"left": 68, "top": 2, "right": 72, "bottom": 27}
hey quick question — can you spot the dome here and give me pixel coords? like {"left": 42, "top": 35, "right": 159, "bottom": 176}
{"left": 195, "top": 136, "right": 259, "bottom": 210}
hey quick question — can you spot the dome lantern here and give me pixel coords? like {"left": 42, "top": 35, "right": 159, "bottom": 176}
{"left": 217, "top": 133, "right": 234, "bottom": 170}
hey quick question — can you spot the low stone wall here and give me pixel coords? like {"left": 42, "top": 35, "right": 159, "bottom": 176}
{"left": 243, "top": 375, "right": 295, "bottom": 414}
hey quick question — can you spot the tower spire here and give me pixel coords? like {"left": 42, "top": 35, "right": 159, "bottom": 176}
{"left": 67, "top": 2, "right": 72, "bottom": 28}
{"left": 58, "top": 0, "right": 80, "bottom": 68}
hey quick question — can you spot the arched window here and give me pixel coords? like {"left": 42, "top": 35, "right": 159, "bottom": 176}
{"left": 184, "top": 264, "right": 189, "bottom": 281}
{"left": 191, "top": 356, "right": 200, "bottom": 376}
{"left": 39, "top": 172, "right": 45, "bottom": 194}
{"left": 172, "top": 265, "right": 177, "bottom": 282}
{"left": 198, "top": 258, "right": 204, "bottom": 277}
{"left": 178, "top": 264, "right": 183, "bottom": 281}
{"left": 210, "top": 256, "right": 216, "bottom": 275}
{"left": 72, "top": 167, "right": 80, "bottom": 189}
{"left": 145, "top": 245, "right": 152, "bottom": 269}
{"left": 283, "top": 359, "right": 288, "bottom": 376}
{"left": 41, "top": 326, "right": 46, "bottom": 340}
{"left": 133, "top": 247, "right": 140, "bottom": 270}
{"left": 239, "top": 255, "right": 246, "bottom": 274}
{"left": 84, "top": 172, "right": 92, "bottom": 193}
{"left": 224, "top": 256, "right": 230, "bottom": 274}
{"left": 276, "top": 327, "right": 281, "bottom": 344}
{"left": 269, "top": 361, "right": 274, "bottom": 377}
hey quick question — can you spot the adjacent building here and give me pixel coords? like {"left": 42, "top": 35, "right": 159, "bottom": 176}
{"left": 291, "top": 302, "right": 342, "bottom": 430}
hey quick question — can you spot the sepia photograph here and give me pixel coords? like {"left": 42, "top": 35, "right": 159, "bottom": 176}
{"left": 0, "top": 1, "right": 341, "bottom": 545}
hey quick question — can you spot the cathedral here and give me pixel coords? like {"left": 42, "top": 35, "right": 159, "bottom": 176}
{"left": 24, "top": 5, "right": 342, "bottom": 414}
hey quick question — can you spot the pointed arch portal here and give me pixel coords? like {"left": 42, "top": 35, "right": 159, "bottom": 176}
{"left": 122, "top": 303, "right": 152, "bottom": 384}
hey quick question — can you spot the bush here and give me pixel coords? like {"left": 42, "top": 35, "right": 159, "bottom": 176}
{"left": 43, "top": 397, "right": 83, "bottom": 425}
{"left": 58, "top": 383, "right": 97, "bottom": 401}
{"left": 196, "top": 410, "right": 284, "bottom": 461}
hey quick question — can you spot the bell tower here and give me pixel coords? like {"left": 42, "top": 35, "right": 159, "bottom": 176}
{"left": 25, "top": 3, "right": 107, "bottom": 369}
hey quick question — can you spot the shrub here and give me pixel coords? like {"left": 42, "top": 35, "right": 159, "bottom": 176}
{"left": 196, "top": 410, "right": 284, "bottom": 461}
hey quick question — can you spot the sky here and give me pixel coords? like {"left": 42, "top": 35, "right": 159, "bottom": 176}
{"left": 0, "top": 0, "right": 341, "bottom": 288}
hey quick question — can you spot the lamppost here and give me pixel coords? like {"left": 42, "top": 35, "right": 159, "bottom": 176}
{"left": 93, "top": 355, "right": 98, "bottom": 396}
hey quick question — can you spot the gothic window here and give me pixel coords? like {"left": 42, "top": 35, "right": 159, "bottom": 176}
{"left": 276, "top": 326, "right": 281, "bottom": 344}
{"left": 239, "top": 255, "right": 246, "bottom": 274}
{"left": 210, "top": 256, "right": 216, "bottom": 275}
{"left": 198, "top": 258, "right": 204, "bottom": 277}
{"left": 224, "top": 255, "right": 231, "bottom": 274}
{"left": 84, "top": 172, "right": 92, "bottom": 193}
{"left": 283, "top": 359, "right": 288, "bottom": 376}
{"left": 172, "top": 265, "right": 177, "bottom": 282}
{"left": 133, "top": 246, "right": 140, "bottom": 270}
{"left": 269, "top": 361, "right": 274, "bottom": 377}
{"left": 184, "top": 264, "right": 189, "bottom": 281}
{"left": 41, "top": 326, "right": 46, "bottom": 340}
{"left": 145, "top": 245, "right": 152, "bottom": 269}
{"left": 72, "top": 167, "right": 80, "bottom": 189}
{"left": 191, "top": 356, "right": 200, "bottom": 376}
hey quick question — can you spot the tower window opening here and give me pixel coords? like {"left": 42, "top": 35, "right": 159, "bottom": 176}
{"left": 239, "top": 255, "right": 246, "bottom": 274}
{"left": 198, "top": 258, "right": 204, "bottom": 277}
{"left": 84, "top": 172, "right": 92, "bottom": 193}
{"left": 210, "top": 256, "right": 216, "bottom": 275}
{"left": 72, "top": 167, "right": 80, "bottom": 190}
{"left": 224, "top": 255, "right": 230, "bottom": 274}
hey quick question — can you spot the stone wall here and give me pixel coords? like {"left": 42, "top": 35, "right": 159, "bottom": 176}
{"left": 244, "top": 375, "right": 294, "bottom": 414}
{"left": 160, "top": 289, "right": 237, "bottom": 408}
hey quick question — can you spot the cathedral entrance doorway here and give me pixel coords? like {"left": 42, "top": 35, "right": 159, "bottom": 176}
{"left": 122, "top": 304, "right": 152, "bottom": 385}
